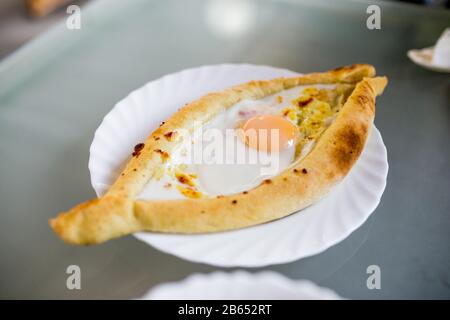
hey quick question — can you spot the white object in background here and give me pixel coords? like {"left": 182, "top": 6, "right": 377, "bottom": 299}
{"left": 141, "top": 271, "right": 343, "bottom": 300}
{"left": 408, "top": 28, "right": 450, "bottom": 73}
{"left": 433, "top": 28, "right": 450, "bottom": 68}
{"left": 204, "top": 0, "right": 256, "bottom": 38}
{"left": 89, "top": 64, "right": 388, "bottom": 267}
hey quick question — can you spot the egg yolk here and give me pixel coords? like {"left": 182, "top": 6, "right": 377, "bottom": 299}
{"left": 240, "top": 115, "right": 297, "bottom": 152}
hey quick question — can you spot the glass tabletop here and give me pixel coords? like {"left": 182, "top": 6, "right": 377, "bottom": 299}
{"left": 0, "top": 0, "right": 449, "bottom": 299}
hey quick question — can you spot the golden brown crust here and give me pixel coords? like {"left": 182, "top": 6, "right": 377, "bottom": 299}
{"left": 50, "top": 64, "right": 387, "bottom": 245}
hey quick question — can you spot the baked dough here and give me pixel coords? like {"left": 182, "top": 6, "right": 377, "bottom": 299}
{"left": 50, "top": 64, "right": 387, "bottom": 245}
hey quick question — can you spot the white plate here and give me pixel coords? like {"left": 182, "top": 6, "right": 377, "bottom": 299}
{"left": 407, "top": 46, "right": 450, "bottom": 73}
{"left": 89, "top": 64, "right": 388, "bottom": 267}
{"left": 141, "top": 271, "right": 343, "bottom": 300}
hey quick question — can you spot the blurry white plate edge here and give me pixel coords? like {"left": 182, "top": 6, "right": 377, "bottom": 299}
{"left": 141, "top": 271, "right": 343, "bottom": 300}
{"left": 89, "top": 64, "right": 389, "bottom": 268}
{"left": 407, "top": 47, "right": 450, "bottom": 73}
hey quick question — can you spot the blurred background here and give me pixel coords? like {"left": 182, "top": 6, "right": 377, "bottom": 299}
{"left": 0, "top": 0, "right": 449, "bottom": 60}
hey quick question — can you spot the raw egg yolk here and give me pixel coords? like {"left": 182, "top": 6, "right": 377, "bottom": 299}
{"left": 240, "top": 115, "right": 297, "bottom": 152}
